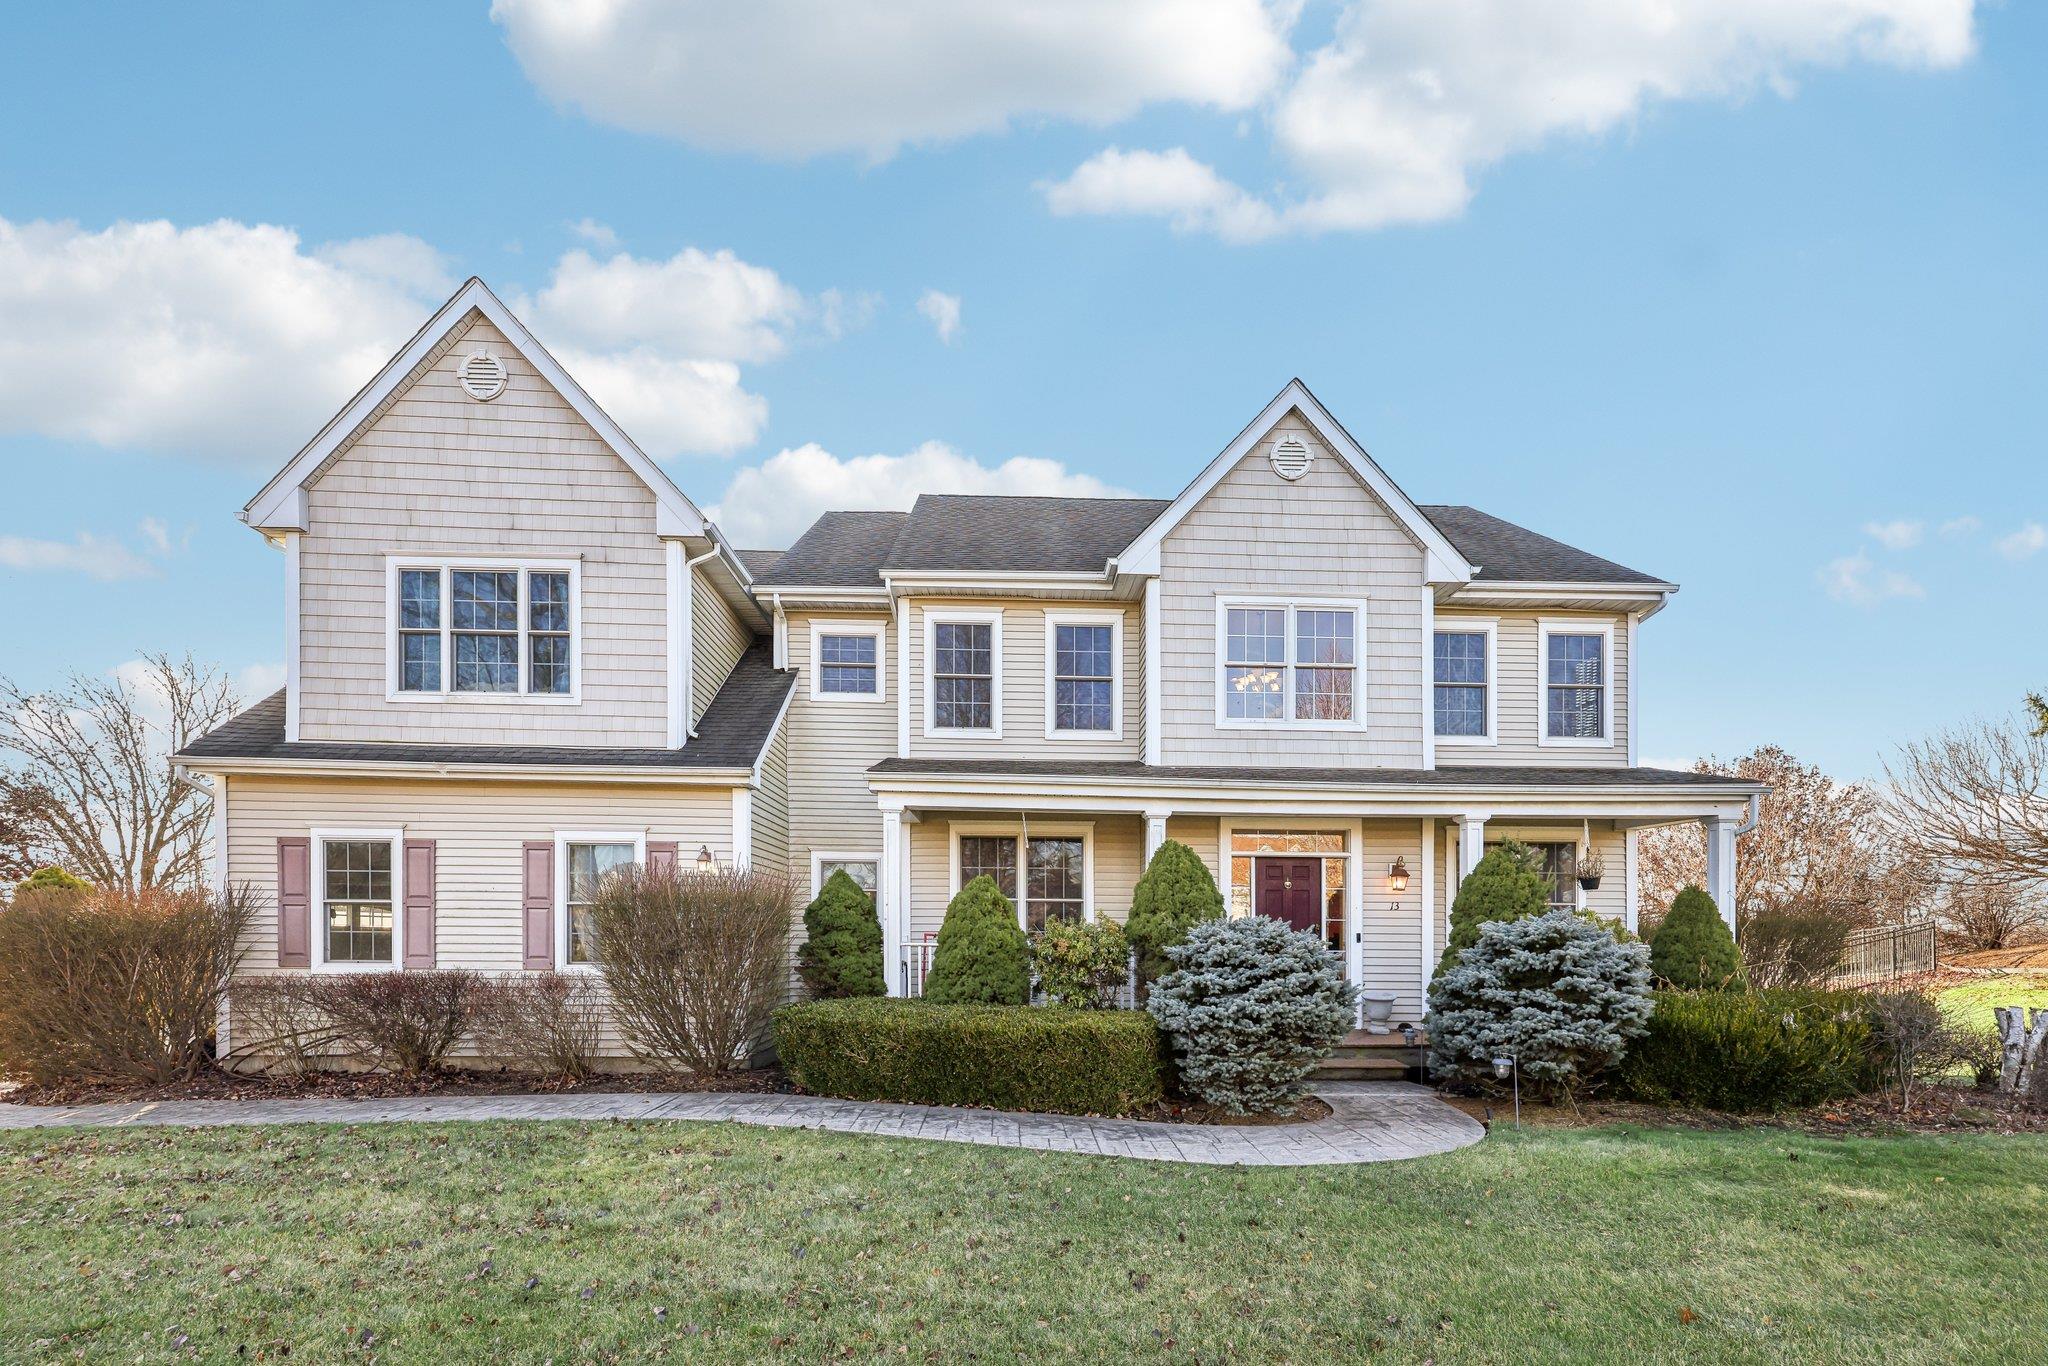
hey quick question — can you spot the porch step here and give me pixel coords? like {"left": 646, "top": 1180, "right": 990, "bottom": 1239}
{"left": 1311, "top": 1056, "right": 1412, "bottom": 1081}
{"left": 1338, "top": 1030, "right": 1427, "bottom": 1049}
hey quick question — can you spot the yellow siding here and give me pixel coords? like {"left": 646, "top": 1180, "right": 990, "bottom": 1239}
{"left": 1434, "top": 610, "right": 1632, "bottom": 766}
{"left": 906, "top": 813, "right": 1145, "bottom": 938}
{"left": 298, "top": 315, "right": 670, "bottom": 746}
{"left": 1158, "top": 412, "right": 1428, "bottom": 767}
{"left": 783, "top": 610, "right": 895, "bottom": 896}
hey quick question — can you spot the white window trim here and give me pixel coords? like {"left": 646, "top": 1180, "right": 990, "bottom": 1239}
{"left": 1431, "top": 617, "right": 1498, "bottom": 747}
{"left": 923, "top": 607, "right": 1004, "bottom": 739}
{"left": 553, "top": 829, "right": 646, "bottom": 973}
{"left": 1042, "top": 609, "right": 1124, "bottom": 740}
{"left": 948, "top": 821, "right": 1094, "bottom": 929}
{"left": 807, "top": 618, "right": 888, "bottom": 703}
{"left": 810, "top": 850, "right": 882, "bottom": 899}
{"left": 309, "top": 827, "right": 405, "bottom": 973}
{"left": 1536, "top": 618, "right": 1615, "bottom": 748}
{"left": 384, "top": 555, "right": 583, "bottom": 705}
{"left": 1213, "top": 596, "right": 1369, "bottom": 732}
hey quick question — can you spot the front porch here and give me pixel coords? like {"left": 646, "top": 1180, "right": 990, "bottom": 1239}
{"left": 869, "top": 764, "right": 1763, "bottom": 1025}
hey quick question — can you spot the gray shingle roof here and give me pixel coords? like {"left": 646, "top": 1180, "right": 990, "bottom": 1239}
{"left": 883, "top": 494, "right": 1171, "bottom": 575}
{"left": 869, "top": 756, "right": 1756, "bottom": 789}
{"left": 735, "top": 548, "right": 784, "bottom": 578}
{"left": 1421, "top": 505, "right": 1665, "bottom": 585}
{"left": 751, "top": 511, "right": 907, "bottom": 588}
{"left": 177, "top": 645, "right": 793, "bottom": 771}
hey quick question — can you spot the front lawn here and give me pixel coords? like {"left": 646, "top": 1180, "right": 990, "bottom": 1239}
{"left": 4, "top": 1119, "right": 2043, "bottom": 1362}
{"left": 1937, "top": 972, "right": 2048, "bottom": 1034}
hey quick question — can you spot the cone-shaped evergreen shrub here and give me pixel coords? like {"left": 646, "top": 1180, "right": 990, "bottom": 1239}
{"left": 1649, "top": 885, "right": 1744, "bottom": 989}
{"left": 1125, "top": 839, "right": 1224, "bottom": 987}
{"left": 1427, "top": 909, "right": 1653, "bottom": 1100}
{"left": 923, "top": 875, "right": 1030, "bottom": 1005}
{"left": 1438, "top": 840, "right": 1553, "bottom": 975}
{"left": 796, "top": 870, "right": 884, "bottom": 999}
{"left": 1146, "top": 915, "right": 1357, "bottom": 1114}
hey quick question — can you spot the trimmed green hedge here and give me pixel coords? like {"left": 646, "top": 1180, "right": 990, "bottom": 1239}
{"left": 772, "top": 998, "right": 1166, "bottom": 1116}
{"left": 1613, "top": 988, "right": 1881, "bottom": 1113}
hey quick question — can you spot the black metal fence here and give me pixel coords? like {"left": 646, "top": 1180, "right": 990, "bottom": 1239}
{"left": 1828, "top": 922, "right": 1938, "bottom": 988}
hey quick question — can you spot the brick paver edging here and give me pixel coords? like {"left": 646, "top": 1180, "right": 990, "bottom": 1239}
{"left": 0, "top": 1079, "right": 1483, "bottom": 1166}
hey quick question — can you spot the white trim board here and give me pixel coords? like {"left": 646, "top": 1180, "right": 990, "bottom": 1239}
{"left": 1114, "top": 379, "right": 1475, "bottom": 585}
{"left": 383, "top": 556, "right": 584, "bottom": 706}
{"left": 1430, "top": 615, "right": 1498, "bottom": 748}
{"left": 1213, "top": 596, "right": 1370, "bottom": 733}
{"left": 243, "top": 277, "right": 707, "bottom": 540}
{"left": 921, "top": 606, "right": 1004, "bottom": 739}
{"left": 811, "top": 850, "right": 883, "bottom": 899}
{"left": 308, "top": 827, "right": 406, "bottom": 973}
{"left": 553, "top": 829, "right": 646, "bottom": 973}
{"left": 1042, "top": 608, "right": 1125, "bottom": 741}
{"left": 808, "top": 617, "right": 889, "bottom": 703}
{"left": 1535, "top": 617, "right": 1616, "bottom": 748}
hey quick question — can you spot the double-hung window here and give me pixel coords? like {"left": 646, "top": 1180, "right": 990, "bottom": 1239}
{"left": 956, "top": 827, "right": 1090, "bottom": 933}
{"left": 1433, "top": 621, "right": 1495, "bottom": 743}
{"left": 312, "top": 830, "right": 403, "bottom": 970}
{"left": 1539, "top": 620, "right": 1612, "bottom": 744}
{"left": 556, "top": 831, "right": 644, "bottom": 969}
{"left": 1045, "top": 611, "right": 1121, "bottom": 737}
{"left": 925, "top": 610, "right": 1000, "bottom": 735}
{"left": 388, "top": 558, "right": 580, "bottom": 702}
{"left": 809, "top": 621, "right": 885, "bottom": 701}
{"left": 813, "top": 853, "right": 880, "bottom": 898}
{"left": 1217, "top": 599, "right": 1365, "bottom": 728}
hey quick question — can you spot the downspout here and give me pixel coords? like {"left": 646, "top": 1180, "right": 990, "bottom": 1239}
{"left": 1733, "top": 792, "right": 1762, "bottom": 837}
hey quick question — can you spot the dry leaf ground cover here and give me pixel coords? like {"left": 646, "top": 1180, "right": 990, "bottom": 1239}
{"left": 3, "top": 1119, "right": 2043, "bottom": 1362}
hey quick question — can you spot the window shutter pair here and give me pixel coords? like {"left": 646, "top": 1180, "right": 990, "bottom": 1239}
{"left": 275, "top": 837, "right": 436, "bottom": 969}
{"left": 521, "top": 840, "right": 677, "bottom": 969}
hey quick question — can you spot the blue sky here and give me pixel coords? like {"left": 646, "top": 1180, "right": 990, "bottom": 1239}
{"left": 0, "top": 1, "right": 2041, "bottom": 780}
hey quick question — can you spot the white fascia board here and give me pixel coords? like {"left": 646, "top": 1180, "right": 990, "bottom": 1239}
{"left": 180, "top": 755, "right": 753, "bottom": 785}
{"left": 1113, "top": 379, "right": 1477, "bottom": 584}
{"left": 243, "top": 277, "right": 706, "bottom": 539}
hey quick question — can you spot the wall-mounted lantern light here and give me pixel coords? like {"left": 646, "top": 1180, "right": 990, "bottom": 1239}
{"left": 695, "top": 845, "right": 715, "bottom": 873}
{"left": 1387, "top": 857, "right": 1410, "bottom": 895}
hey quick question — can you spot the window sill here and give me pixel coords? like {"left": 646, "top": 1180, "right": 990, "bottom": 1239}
{"left": 308, "top": 960, "right": 401, "bottom": 974}
{"left": 808, "top": 690, "right": 888, "bottom": 704}
{"left": 1434, "top": 734, "right": 1497, "bottom": 748}
{"left": 922, "top": 726, "right": 1004, "bottom": 740}
{"left": 1214, "top": 717, "right": 1368, "bottom": 733}
{"left": 387, "top": 690, "right": 583, "bottom": 706}
{"left": 1536, "top": 735, "right": 1613, "bottom": 749}
{"left": 1043, "top": 727, "right": 1124, "bottom": 742}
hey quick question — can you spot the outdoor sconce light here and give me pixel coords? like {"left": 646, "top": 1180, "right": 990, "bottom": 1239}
{"left": 695, "top": 845, "right": 715, "bottom": 873}
{"left": 1387, "top": 857, "right": 1409, "bottom": 894}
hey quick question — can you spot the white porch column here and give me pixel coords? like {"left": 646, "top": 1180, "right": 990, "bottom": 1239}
{"left": 1143, "top": 807, "right": 1171, "bottom": 864}
{"left": 1419, "top": 817, "right": 1436, "bottom": 979}
{"left": 880, "top": 808, "right": 905, "bottom": 996}
{"left": 1453, "top": 813, "right": 1488, "bottom": 885}
{"left": 1702, "top": 816, "right": 1737, "bottom": 934}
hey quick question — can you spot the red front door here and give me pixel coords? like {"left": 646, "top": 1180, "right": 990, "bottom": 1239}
{"left": 1255, "top": 858, "right": 1321, "bottom": 935}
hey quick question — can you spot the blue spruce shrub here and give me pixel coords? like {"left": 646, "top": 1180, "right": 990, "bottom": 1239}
{"left": 1146, "top": 915, "right": 1357, "bottom": 1115}
{"left": 1427, "top": 909, "right": 1653, "bottom": 1101}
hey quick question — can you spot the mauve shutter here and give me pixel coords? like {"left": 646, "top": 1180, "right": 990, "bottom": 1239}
{"left": 647, "top": 841, "right": 678, "bottom": 875}
{"left": 522, "top": 841, "right": 554, "bottom": 970}
{"left": 276, "top": 837, "right": 311, "bottom": 968}
{"left": 403, "top": 840, "right": 437, "bottom": 969}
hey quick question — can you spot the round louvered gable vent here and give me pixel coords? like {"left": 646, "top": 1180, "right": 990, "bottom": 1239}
{"left": 1270, "top": 436, "right": 1312, "bottom": 480}
{"left": 458, "top": 352, "right": 508, "bottom": 402}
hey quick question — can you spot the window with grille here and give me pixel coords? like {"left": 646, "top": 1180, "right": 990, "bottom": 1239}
{"left": 389, "top": 560, "right": 578, "bottom": 700}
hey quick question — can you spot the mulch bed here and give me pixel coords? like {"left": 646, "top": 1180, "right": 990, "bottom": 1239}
{"left": 2, "top": 1066, "right": 789, "bottom": 1109}
{"left": 1437, "top": 1083, "right": 2048, "bottom": 1137}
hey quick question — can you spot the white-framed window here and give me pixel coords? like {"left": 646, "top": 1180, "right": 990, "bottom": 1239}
{"left": 1432, "top": 618, "right": 1497, "bottom": 745}
{"left": 811, "top": 851, "right": 881, "bottom": 899}
{"left": 950, "top": 823, "right": 1093, "bottom": 933}
{"left": 1043, "top": 609, "right": 1123, "bottom": 739}
{"left": 1537, "top": 619, "right": 1614, "bottom": 746}
{"left": 924, "top": 608, "right": 1002, "bottom": 737}
{"left": 554, "top": 830, "right": 645, "bottom": 970}
{"left": 385, "top": 556, "right": 582, "bottom": 704}
{"left": 310, "top": 828, "right": 404, "bottom": 971}
{"left": 1491, "top": 840, "right": 1579, "bottom": 910}
{"left": 1214, "top": 597, "right": 1368, "bottom": 730}
{"left": 808, "top": 620, "right": 886, "bottom": 701}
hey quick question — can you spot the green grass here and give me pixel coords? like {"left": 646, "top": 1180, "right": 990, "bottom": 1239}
{"left": 4, "top": 1120, "right": 2044, "bottom": 1362}
{"left": 1938, "top": 973, "right": 2048, "bottom": 1035}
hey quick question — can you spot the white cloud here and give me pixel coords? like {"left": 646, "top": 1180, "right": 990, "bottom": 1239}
{"left": 0, "top": 531, "right": 160, "bottom": 582}
{"left": 1939, "top": 514, "right": 1981, "bottom": 537}
{"left": 709, "top": 440, "right": 1135, "bottom": 549}
{"left": 1040, "top": 147, "right": 1281, "bottom": 242}
{"left": 138, "top": 516, "right": 174, "bottom": 556}
{"left": 1863, "top": 518, "right": 1923, "bottom": 550}
{"left": 568, "top": 217, "right": 619, "bottom": 249}
{"left": 1995, "top": 522, "right": 2047, "bottom": 561}
{"left": 1820, "top": 551, "right": 1924, "bottom": 607}
{"left": 492, "top": 0, "right": 1294, "bottom": 160}
{"left": 519, "top": 246, "right": 808, "bottom": 363}
{"left": 1047, "top": 0, "right": 1977, "bottom": 237}
{"left": 235, "top": 662, "right": 287, "bottom": 702}
{"left": 916, "top": 290, "right": 963, "bottom": 344}
{"left": 0, "top": 215, "right": 450, "bottom": 462}
{"left": 555, "top": 349, "right": 769, "bottom": 459}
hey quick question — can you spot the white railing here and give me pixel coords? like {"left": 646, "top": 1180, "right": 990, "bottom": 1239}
{"left": 901, "top": 936, "right": 1139, "bottom": 1008}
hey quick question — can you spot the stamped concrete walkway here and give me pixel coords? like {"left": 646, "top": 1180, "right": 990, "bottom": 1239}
{"left": 0, "top": 1080, "right": 1482, "bottom": 1166}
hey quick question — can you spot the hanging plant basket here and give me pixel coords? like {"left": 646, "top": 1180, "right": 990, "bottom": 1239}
{"left": 1577, "top": 873, "right": 1602, "bottom": 891}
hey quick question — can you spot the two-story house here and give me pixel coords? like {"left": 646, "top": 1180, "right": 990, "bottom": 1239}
{"left": 177, "top": 278, "right": 1760, "bottom": 1055}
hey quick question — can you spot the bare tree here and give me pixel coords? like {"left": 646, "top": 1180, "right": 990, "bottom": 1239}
{"left": 1928, "top": 880, "right": 2048, "bottom": 952}
{"left": 1637, "top": 745, "right": 1907, "bottom": 929}
{"left": 0, "top": 655, "right": 238, "bottom": 892}
{"left": 0, "top": 780, "right": 45, "bottom": 887}
{"left": 1888, "top": 713, "right": 2048, "bottom": 891}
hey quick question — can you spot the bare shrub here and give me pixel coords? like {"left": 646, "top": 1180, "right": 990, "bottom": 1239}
{"left": 0, "top": 883, "right": 256, "bottom": 1086}
{"left": 1866, "top": 991, "right": 1996, "bottom": 1110}
{"left": 473, "top": 973, "right": 602, "bottom": 1079}
{"left": 227, "top": 976, "right": 343, "bottom": 1076}
{"left": 591, "top": 864, "right": 793, "bottom": 1076}
{"left": 312, "top": 970, "right": 485, "bottom": 1076}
